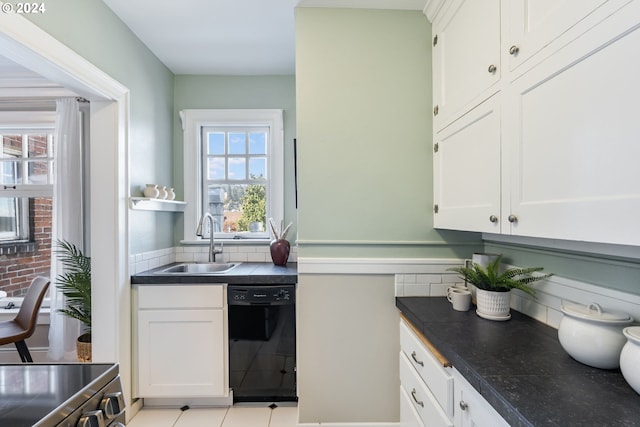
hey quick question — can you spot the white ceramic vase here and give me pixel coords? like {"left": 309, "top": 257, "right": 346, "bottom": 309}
{"left": 143, "top": 184, "right": 159, "bottom": 198}
{"left": 166, "top": 188, "right": 176, "bottom": 201}
{"left": 621, "top": 326, "right": 640, "bottom": 395}
{"left": 157, "top": 186, "right": 168, "bottom": 199}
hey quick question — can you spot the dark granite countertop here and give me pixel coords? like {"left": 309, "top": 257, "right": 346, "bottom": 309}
{"left": 131, "top": 262, "right": 297, "bottom": 285}
{"left": 396, "top": 297, "right": 640, "bottom": 427}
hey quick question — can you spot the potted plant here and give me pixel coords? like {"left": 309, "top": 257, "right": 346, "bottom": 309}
{"left": 448, "top": 255, "right": 551, "bottom": 320}
{"left": 55, "top": 240, "right": 92, "bottom": 361}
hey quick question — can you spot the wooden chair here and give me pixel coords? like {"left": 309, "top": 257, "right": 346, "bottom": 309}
{"left": 0, "top": 277, "right": 50, "bottom": 362}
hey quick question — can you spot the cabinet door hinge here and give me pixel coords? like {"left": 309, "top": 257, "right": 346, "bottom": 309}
{"left": 433, "top": 105, "right": 439, "bottom": 116}
{"left": 434, "top": 204, "right": 439, "bottom": 214}
{"left": 434, "top": 143, "right": 439, "bottom": 153}
{"left": 433, "top": 34, "right": 438, "bottom": 46}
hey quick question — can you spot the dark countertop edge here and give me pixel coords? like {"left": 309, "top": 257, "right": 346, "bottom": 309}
{"left": 396, "top": 297, "right": 640, "bottom": 427}
{"left": 131, "top": 262, "right": 297, "bottom": 285}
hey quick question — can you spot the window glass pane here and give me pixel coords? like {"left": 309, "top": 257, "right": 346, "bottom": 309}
{"left": 27, "top": 161, "right": 49, "bottom": 184}
{"left": 27, "top": 135, "right": 49, "bottom": 158}
{"left": 2, "top": 135, "right": 22, "bottom": 157}
{"left": 228, "top": 158, "right": 246, "bottom": 180}
{"left": 208, "top": 133, "right": 225, "bottom": 155}
{"left": 0, "top": 197, "right": 18, "bottom": 238}
{"left": 249, "top": 158, "right": 267, "bottom": 179}
{"left": 228, "top": 133, "right": 246, "bottom": 155}
{"left": 0, "top": 161, "right": 21, "bottom": 185}
{"left": 207, "top": 157, "right": 225, "bottom": 180}
{"left": 249, "top": 132, "right": 267, "bottom": 154}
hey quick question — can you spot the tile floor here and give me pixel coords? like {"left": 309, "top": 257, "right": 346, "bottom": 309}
{"left": 126, "top": 404, "right": 297, "bottom": 427}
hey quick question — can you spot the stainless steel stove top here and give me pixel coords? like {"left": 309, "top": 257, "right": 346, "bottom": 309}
{"left": 0, "top": 363, "right": 122, "bottom": 427}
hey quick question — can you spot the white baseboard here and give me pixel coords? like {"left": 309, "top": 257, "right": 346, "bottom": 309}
{"left": 0, "top": 347, "right": 49, "bottom": 363}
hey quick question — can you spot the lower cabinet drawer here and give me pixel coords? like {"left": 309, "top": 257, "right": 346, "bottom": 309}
{"left": 400, "top": 385, "right": 426, "bottom": 427}
{"left": 400, "top": 351, "right": 453, "bottom": 427}
{"left": 400, "top": 318, "right": 454, "bottom": 416}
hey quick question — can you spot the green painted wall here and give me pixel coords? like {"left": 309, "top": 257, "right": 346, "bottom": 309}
{"left": 486, "top": 242, "right": 640, "bottom": 295}
{"left": 26, "top": 0, "right": 175, "bottom": 254}
{"left": 172, "top": 75, "right": 297, "bottom": 244}
{"left": 295, "top": 8, "right": 482, "bottom": 258}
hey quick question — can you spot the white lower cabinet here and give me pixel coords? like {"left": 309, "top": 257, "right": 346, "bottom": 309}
{"left": 134, "top": 284, "right": 229, "bottom": 401}
{"left": 400, "top": 317, "right": 508, "bottom": 427}
{"left": 452, "top": 369, "right": 509, "bottom": 427}
{"left": 400, "top": 318, "right": 453, "bottom": 427}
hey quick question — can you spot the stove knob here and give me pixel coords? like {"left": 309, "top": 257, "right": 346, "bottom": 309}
{"left": 100, "top": 391, "right": 124, "bottom": 419}
{"left": 77, "top": 410, "right": 105, "bottom": 427}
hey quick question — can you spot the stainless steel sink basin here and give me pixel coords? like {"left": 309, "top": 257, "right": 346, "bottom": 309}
{"left": 157, "top": 262, "right": 240, "bottom": 274}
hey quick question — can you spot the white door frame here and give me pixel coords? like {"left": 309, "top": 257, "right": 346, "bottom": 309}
{"left": 0, "top": 10, "right": 133, "bottom": 411}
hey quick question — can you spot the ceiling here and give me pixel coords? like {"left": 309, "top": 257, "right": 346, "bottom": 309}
{"left": 101, "top": 0, "right": 428, "bottom": 75}
{"left": 0, "top": 0, "right": 427, "bottom": 95}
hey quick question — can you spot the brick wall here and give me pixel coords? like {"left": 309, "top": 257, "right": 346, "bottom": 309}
{"left": 0, "top": 197, "right": 52, "bottom": 297}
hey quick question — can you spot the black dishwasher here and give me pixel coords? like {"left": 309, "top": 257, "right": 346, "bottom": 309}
{"left": 228, "top": 284, "right": 297, "bottom": 403}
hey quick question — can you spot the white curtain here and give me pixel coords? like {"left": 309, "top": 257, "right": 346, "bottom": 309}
{"left": 48, "top": 98, "right": 83, "bottom": 361}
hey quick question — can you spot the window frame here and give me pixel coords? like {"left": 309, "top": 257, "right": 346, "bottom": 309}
{"left": 180, "top": 109, "right": 284, "bottom": 243}
{"left": 0, "top": 112, "right": 55, "bottom": 244}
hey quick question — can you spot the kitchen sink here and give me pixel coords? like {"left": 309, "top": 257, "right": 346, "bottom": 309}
{"left": 157, "top": 262, "right": 240, "bottom": 274}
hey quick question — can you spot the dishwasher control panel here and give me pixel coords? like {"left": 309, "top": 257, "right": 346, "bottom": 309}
{"left": 228, "top": 285, "right": 295, "bottom": 305}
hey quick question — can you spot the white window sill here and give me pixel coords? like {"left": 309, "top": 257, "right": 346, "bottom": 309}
{"left": 0, "top": 297, "right": 51, "bottom": 324}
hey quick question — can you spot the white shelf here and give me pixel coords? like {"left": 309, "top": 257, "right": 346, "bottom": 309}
{"left": 129, "top": 197, "right": 187, "bottom": 212}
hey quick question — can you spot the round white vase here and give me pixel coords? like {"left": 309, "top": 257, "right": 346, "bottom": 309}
{"left": 143, "top": 184, "right": 159, "bottom": 198}
{"left": 620, "top": 326, "right": 640, "bottom": 394}
{"left": 166, "top": 188, "right": 176, "bottom": 200}
{"left": 157, "top": 186, "right": 168, "bottom": 199}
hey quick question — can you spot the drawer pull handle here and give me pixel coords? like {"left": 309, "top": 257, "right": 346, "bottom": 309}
{"left": 411, "top": 388, "right": 424, "bottom": 407}
{"left": 459, "top": 400, "right": 468, "bottom": 411}
{"left": 411, "top": 351, "right": 424, "bottom": 367}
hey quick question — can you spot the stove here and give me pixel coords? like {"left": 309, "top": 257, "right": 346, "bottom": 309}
{"left": 0, "top": 363, "right": 125, "bottom": 427}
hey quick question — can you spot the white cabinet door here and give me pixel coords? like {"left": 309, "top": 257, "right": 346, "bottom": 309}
{"left": 137, "top": 308, "right": 227, "bottom": 397}
{"left": 453, "top": 369, "right": 509, "bottom": 427}
{"left": 503, "top": 2, "right": 640, "bottom": 245}
{"left": 503, "top": 0, "right": 623, "bottom": 75}
{"left": 432, "top": 0, "right": 500, "bottom": 130}
{"left": 434, "top": 95, "right": 501, "bottom": 233}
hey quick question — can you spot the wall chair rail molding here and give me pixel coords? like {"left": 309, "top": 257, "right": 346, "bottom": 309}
{"left": 298, "top": 257, "right": 463, "bottom": 275}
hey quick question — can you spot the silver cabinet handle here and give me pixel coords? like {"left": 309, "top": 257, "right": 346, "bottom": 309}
{"left": 411, "top": 388, "right": 424, "bottom": 407}
{"left": 509, "top": 45, "right": 519, "bottom": 55}
{"left": 489, "top": 215, "right": 498, "bottom": 223}
{"left": 411, "top": 351, "right": 424, "bottom": 367}
{"left": 460, "top": 400, "right": 468, "bottom": 410}
{"left": 508, "top": 214, "right": 518, "bottom": 223}
{"left": 488, "top": 64, "right": 497, "bottom": 73}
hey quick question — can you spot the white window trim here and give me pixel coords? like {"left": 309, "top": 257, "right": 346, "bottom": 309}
{"left": 180, "top": 109, "right": 284, "bottom": 243}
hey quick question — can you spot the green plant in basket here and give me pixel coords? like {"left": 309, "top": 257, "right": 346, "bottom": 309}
{"left": 448, "top": 254, "right": 552, "bottom": 297}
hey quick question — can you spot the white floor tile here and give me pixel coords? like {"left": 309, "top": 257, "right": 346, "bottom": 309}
{"left": 127, "top": 405, "right": 298, "bottom": 427}
{"left": 223, "top": 406, "right": 272, "bottom": 427}
{"left": 126, "top": 408, "right": 181, "bottom": 427}
{"left": 175, "top": 407, "right": 228, "bottom": 427}
{"left": 269, "top": 406, "right": 298, "bottom": 427}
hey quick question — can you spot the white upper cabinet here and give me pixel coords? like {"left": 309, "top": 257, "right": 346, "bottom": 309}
{"left": 503, "top": 0, "right": 614, "bottom": 76}
{"left": 504, "top": 1, "right": 640, "bottom": 244}
{"left": 430, "top": 0, "right": 640, "bottom": 245}
{"left": 432, "top": 0, "right": 501, "bottom": 131}
{"left": 433, "top": 95, "right": 501, "bottom": 233}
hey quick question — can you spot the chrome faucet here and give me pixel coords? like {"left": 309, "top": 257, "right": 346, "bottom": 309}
{"left": 196, "top": 212, "right": 223, "bottom": 262}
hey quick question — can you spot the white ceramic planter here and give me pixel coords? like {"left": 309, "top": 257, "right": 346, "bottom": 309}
{"left": 476, "top": 288, "right": 511, "bottom": 321}
{"left": 558, "top": 303, "right": 633, "bottom": 369}
{"left": 620, "top": 326, "right": 640, "bottom": 395}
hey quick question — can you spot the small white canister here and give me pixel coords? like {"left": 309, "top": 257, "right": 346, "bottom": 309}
{"left": 558, "top": 303, "right": 633, "bottom": 369}
{"left": 620, "top": 326, "right": 640, "bottom": 395}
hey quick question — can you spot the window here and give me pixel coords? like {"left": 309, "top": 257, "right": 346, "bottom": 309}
{"left": 0, "top": 111, "right": 55, "bottom": 296}
{"left": 181, "top": 110, "right": 283, "bottom": 242}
